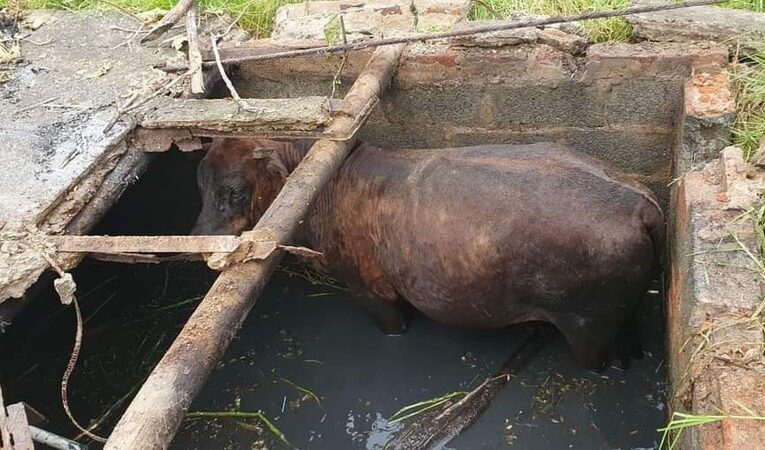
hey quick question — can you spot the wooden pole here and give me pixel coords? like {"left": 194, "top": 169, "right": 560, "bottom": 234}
{"left": 185, "top": 2, "right": 205, "bottom": 94}
{"left": 103, "top": 43, "right": 405, "bottom": 450}
{"left": 141, "top": 0, "right": 196, "bottom": 43}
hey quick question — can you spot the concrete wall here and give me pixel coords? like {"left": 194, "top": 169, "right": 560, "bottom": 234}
{"left": 667, "top": 147, "right": 765, "bottom": 449}
{"left": 225, "top": 28, "right": 765, "bottom": 449}
{"left": 231, "top": 40, "right": 729, "bottom": 207}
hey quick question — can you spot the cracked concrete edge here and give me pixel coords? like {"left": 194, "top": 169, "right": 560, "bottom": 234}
{"left": 668, "top": 146, "right": 765, "bottom": 449}
{"left": 627, "top": 0, "right": 765, "bottom": 53}
{"left": 0, "top": 106, "right": 171, "bottom": 307}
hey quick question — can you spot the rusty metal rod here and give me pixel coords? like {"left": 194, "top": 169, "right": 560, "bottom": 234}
{"left": 103, "top": 43, "right": 406, "bottom": 450}
{"left": 205, "top": 0, "right": 725, "bottom": 67}
{"left": 49, "top": 235, "right": 241, "bottom": 254}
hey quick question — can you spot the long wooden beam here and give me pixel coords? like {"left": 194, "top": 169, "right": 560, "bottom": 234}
{"left": 103, "top": 43, "right": 406, "bottom": 450}
{"left": 185, "top": 2, "right": 204, "bottom": 94}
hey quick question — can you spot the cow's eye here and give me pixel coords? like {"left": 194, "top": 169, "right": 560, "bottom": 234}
{"left": 232, "top": 190, "right": 247, "bottom": 202}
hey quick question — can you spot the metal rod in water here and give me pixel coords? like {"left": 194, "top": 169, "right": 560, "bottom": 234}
{"left": 30, "top": 425, "right": 84, "bottom": 450}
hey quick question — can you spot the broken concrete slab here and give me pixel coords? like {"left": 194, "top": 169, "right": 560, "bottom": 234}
{"left": 668, "top": 146, "right": 765, "bottom": 450}
{"left": 679, "top": 72, "right": 736, "bottom": 174}
{"left": 271, "top": 0, "right": 471, "bottom": 41}
{"left": 449, "top": 17, "right": 588, "bottom": 54}
{"left": 0, "top": 10, "right": 174, "bottom": 229}
{"left": 627, "top": 0, "right": 765, "bottom": 52}
{"left": 0, "top": 10, "right": 176, "bottom": 303}
{"left": 0, "top": 229, "right": 56, "bottom": 303}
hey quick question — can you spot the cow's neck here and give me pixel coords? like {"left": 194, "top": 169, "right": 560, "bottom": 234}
{"left": 272, "top": 139, "right": 329, "bottom": 247}
{"left": 278, "top": 139, "right": 316, "bottom": 172}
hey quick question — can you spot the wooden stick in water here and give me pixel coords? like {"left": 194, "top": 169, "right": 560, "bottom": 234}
{"left": 386, "top": 326, "right": 554, "bottom": 450}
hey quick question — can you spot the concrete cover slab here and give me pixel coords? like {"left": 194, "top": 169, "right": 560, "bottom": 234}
{"left": 628, "top": 0, "right": 765, "bottom": 50}
{"left": 271, "top": 0, "right": 471, "bottom": 41}
{"left": 0, "top": 11, "right": 175, "bottom": 302}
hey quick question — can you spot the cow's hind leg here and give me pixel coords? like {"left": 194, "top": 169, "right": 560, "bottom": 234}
{"left": 555, "top": 312, "right": 626, "bottom": 371}
{"left": 348, "top": 283, "right": 407, "bottom": 335}
{"left": 556, "top": 301, "right": 644, "bottom": 371}
{"left": 610, "top": 307, "right": 644, "bottom": 369}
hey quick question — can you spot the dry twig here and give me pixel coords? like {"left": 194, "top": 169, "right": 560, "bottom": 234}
{"left": 140, "top": 0, "right": 196, "bottom": 43}
{"left": 210, "top": 34, "right": 262, "bottom": 113}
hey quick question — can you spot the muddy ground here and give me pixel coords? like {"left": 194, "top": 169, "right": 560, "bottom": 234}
{"left": 0, "top": 151, "right": 667, "bottom": 449}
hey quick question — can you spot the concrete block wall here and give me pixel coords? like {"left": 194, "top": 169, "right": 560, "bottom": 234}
{"left": 227, "top": 3, "right": 765, "bottom": 445}
{"left": 668, "top": 147, "right": 765, "bottom": 449}
{"left": 232, "top": 40, "right": 729, "bottom": 207}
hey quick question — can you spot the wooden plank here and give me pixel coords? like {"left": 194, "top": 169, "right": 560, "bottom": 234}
{"left": 186, "top": 3, "right": 205, "bottom": 94}
{"left": 0, "top": 385, "right": 11, "bottom": 450}
{"left": 0, "top": 387, "right": 34, "bottom": 450}
{"left": 140, "top": 97, "right": 340, "bottom": 137}
{"left": 104, "top": 43, "right": 406, "bottom": 450}
{"left": 48, "top": 235, "right": 241, "bottom": 254}
{"left": 5, "top": 405, "right": 33, "bottom": 450}
{"left": 140, "top": 0, "right": 196, "bottom": 43}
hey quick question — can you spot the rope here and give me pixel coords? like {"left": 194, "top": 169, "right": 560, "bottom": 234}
{"left": 60, "top": 289, "right": 108, "bottom": 443}
{"left": 208, "top": 0, "right": 725, "bottom": 66}
{"left": 38, "top": 252, "right": 109, "bottom": 443}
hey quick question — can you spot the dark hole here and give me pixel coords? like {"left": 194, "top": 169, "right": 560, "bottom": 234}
{"left": 0, "top": 144, "right": 668, "bottom": 449}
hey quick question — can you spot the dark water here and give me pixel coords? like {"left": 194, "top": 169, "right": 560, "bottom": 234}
{"left": 175, "top": 271, "right": 667, "bottom": 450}
{"left": 0, "top": 260, "right": 667, "bottom": 450}
{"left": 0, "top": 151, "right": 667, "bottom": 449}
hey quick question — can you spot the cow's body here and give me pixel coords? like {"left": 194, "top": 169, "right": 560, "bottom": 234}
{"left": 193, "top": 138, "right": 664, "bottom": 370}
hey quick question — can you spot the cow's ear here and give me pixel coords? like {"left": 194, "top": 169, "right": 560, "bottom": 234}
{"left": 250, "top": 148, "right": 287, "bottom": 177}
{"left": 249, "top": 152, "right": 288, "bottom": 220}
{"left": 263, "top": 153, "right": 288, "bottom": 181}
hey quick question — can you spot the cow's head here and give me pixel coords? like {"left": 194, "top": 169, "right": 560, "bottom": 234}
{"left": 191, "top": 138, "right": 289, "bottom": 235}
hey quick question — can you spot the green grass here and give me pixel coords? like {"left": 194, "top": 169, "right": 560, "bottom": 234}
{"left": 722, "top": 0, "right": 765, "bottom": 11}
{"left": 731, "top": 49, "right": 765, "bottom": 160}
{"left": 469, "top": 0, "right": 634, "bottom": 42}
{"left": 388, "top": 391, "right": 467, "bottom": 423}
{"left": 470, "top": 0, "right": 765, "bottom": 43}
{"left": 658, "top": 411, "right": 765, "bottom": 450}
{"left": 2, "top": 0, "right": 764, "bottom": 40}
{"left": 2, "top": 0, "right": 305, "bottom": 38}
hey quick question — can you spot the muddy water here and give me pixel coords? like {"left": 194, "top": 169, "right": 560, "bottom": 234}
{"left": 1, "top": 260, "right": 666, "bottom": 450}
{"left": 0, "top": 151, "right": 667, "bottom": 449}
{"left": 174, "top": 269, "right": 667, "bottom": 450}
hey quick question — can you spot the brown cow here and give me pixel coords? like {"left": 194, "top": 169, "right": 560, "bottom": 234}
{"left": 192, "top": 138, "right": 664, "bottom": 370}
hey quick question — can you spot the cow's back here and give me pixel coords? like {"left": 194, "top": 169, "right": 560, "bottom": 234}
{"left": 309, "top": 143, "right": 661, "bottom": 328}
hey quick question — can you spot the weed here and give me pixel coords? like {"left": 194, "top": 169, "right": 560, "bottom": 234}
{"left": 730, "top": 48, "right": 765, "bottom": 160}
{"left": 469, "top": 0, "right": 765, "bottom": 42}
{"left": 185, "top": 410, "right": 291, "bottom": 447}
{"left": 388, "top": 391, "right": 467, "bottom": 423}
{"left": 468, "top": 0, "right": 633, "bottom": 42}
{"left": 658, "top": 410, "right": 765, "bottom": 450}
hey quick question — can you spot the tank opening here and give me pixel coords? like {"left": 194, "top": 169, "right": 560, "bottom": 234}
{"left": 0, "top": 142, "right": 668, "bottom": 449}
